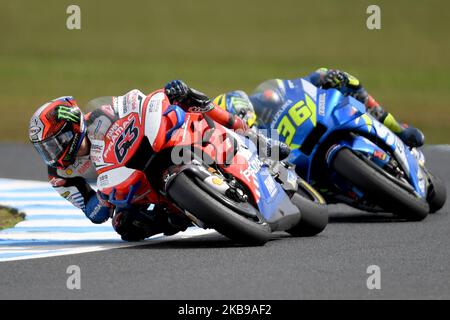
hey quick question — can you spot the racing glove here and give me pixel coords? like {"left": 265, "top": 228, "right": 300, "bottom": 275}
{"left": 164, "top": 80, "right": 212, "bottom": 110}
{"left": 320, "top": 68, "right": 365, "bottom": 99}
{"left": 165, "top": 80, "right": 190, "bottom": 104}
{"left": 322, "top": 69, "right": 350, "bottom": 89}
{"left": 85, "top": 191, "right": 115, "bottom": 224}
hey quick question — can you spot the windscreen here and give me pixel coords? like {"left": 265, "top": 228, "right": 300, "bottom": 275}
{"left": 84, "top": 96, "right": 114, "bottom": 113}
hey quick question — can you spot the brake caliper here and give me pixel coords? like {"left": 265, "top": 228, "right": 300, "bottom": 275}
{"left": 225, "top": 179, "right": 248, "bottom": 202}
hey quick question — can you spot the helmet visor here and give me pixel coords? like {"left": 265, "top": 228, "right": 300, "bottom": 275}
{"left": 33, "top": 131, "right": 74, "bottom": 167}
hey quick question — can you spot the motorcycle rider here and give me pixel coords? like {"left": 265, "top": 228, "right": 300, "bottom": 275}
{"left": 28, "top": 80, "right": 289, "bottom": 241}
{"left": 214, "top": 68, "right": 425, "bottom": 148}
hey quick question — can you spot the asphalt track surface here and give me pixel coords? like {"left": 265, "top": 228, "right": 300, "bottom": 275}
{"left": 0, "top": 143, "right": 449, "bottom": 299}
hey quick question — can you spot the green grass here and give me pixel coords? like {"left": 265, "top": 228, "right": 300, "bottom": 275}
{"left": 1, "top": 0, "right": 449, "bottom": 143}
{"left": 0, "top": 206, "right": 25, "bottom": 230}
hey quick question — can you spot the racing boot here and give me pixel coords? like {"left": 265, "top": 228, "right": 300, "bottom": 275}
{"left": 381, "top": 112, "right": 425, "bottom": 148}
{"left": 397, "top": 125, "right": 425, "bottom": 148}
{"left": 112, "top": 205, "right": 191, "bottom": 241}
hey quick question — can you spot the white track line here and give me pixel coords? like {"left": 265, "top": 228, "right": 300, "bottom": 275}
{"left": 0, "top": 178, "right": 216, "bottom": 262}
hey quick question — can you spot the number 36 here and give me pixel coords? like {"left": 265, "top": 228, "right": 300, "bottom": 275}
{"left": 277, "top": 98, "right": 315, "bottom": 147}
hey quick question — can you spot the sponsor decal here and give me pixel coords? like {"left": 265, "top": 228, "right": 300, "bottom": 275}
{"left": 78, "top": 159, "right": 93, "bottom": 175}
{"left": 212, "top": 177, "right": 224, "bottom": 185}
{"left": 318, "top": 93, "right": 326, "bottom": 116}
{"left": 373, "top": 150, "right": 387, "bottom": 161}
{"left": 90, "top": 142, "right": 103, "bottom": 152}
{"left": 147, "top": 98, "right": 162, "bottom": 112}
{"left": 57, "top": 106, "right": 81, "bottom": 123}
{"left": 144, "top": 92, "right": 164, "bottom": 145}
{"left": 122, "top": 98, "right": 128, "bottom": 114}
{"left": 241, "top": 156, "right": 262, "bottom": 182}
{"left": 29, "top": 117, "right": 44, "bottom": 141}
{"left": 65, "top": 169, "right": 73, "bottom": 175}
{"left": 29, "top": 126, "right": 41, "bottom": 136}
{"left": 264, "top": 176, "right": 278, "bottom": 198}
{"left": 124, "top": 90, "right": 144, "bottom": 113}
{"left": 103, "top": 142, "right": 114, "bottom": 160}
{"left": 64, "top": 134, "right": 80, "bottom": 161}
{"left": 106, "top": 123, "right": 121, "bottom": 141}
{"left": 187, "top": 103, "right": 214, "bottom": 113}
{"left": 98, "top": 174, "right": 109, "bottom": 188}
{"left": 106, "top": 115, "right": 136, "bottom": 142}
{"left": 61, "top": 191, "right": 70, "bottom": 198}
{"left": 90, "top": 140, "right": 108, "bottom": 167}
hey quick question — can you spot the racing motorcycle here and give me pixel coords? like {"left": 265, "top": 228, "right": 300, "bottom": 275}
{"left": 251, "top": 79, "right": 446, "bottom": 221}
{"left": 91, "top": 90, "right": 328, "bottom": 245}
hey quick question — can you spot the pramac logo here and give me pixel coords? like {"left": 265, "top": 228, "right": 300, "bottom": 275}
{"left": 114, "top": 119, "right": 139, "bottom": 163}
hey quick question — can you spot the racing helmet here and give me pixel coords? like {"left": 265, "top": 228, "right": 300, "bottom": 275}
{"left": 29, "top": 96, "right": 86, "bottom": 169}
{"left": 213, "top": 90, "right": 257, "bottom": 127}
{"left": 250, "top": 79, "right": 286, "bottom": 126}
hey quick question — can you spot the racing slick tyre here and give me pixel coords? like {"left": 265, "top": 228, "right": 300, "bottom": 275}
{"left": 167, "top": 173, "right": 271, "bottom": 246}
{"left": 427, "top": 171, "right": 447, "bottom": 213}
{"left": 332, "top": 148, "right": 429, "bottom": 221}
{"left": 286, "top": 182, "right": 328, "bottom": 237}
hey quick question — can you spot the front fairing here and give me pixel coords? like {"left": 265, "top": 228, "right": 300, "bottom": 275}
{"left": 223, "top": 129, "right": 298, "bottom": 221}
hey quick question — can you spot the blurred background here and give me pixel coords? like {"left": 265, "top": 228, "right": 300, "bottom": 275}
{"left": 1, "top": 0, "right": 449, "bottom": 143}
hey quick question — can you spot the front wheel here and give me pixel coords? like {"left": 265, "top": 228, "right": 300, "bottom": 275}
{"left": 287, "top": 181, "right": 329, "bottom": 237}
{"left": 167, "top": 173, "right": 271, "bottom": 245}
{"left": 427, "top": 170, "right": 447, "bottom": 213}
{"left": 332, "top": 148, "right": 429, "bottom": 221}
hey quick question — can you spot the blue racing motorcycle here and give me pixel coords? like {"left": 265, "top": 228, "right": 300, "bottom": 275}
{"left": 250, "top": 78, "right": 446, "bottom": 221}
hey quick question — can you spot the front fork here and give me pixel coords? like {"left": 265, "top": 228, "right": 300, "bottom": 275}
{"left": 324, "top": 135, "right": 392, "bottom": 201}
{"left": 163, "top": 161, "right": 262, "bottom": 225}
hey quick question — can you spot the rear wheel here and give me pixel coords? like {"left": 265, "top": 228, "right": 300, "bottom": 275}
{"left": 332, "top": 148, "right": 429, "bottom": 221}
{"left": 167, "top": 173, "right": 271, "bottom": 245}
